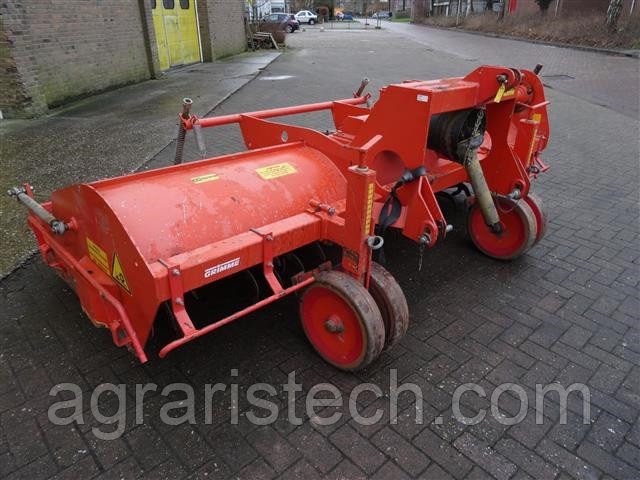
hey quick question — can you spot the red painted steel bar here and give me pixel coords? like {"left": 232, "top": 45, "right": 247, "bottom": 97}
{"left": 194, "top": 96, "right": 369, "bottom": 129}
{"left": 158, "top": 276, "right": 315, "bottom": 358}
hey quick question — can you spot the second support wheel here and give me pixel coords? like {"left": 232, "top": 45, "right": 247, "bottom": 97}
{"left": 468, "top": 194, "right": 537, "bottom": 260}
{"left": 300, "top": 271, "right": 385, "bottom": 371}
{"left": 523, "top": 192, "right": 548, "bottom": 246}
{"left": 368, "top": 262, "right": 409, "bottom": 349}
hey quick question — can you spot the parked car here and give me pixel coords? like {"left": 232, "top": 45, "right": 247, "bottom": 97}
{"left": 335, "top": 11, "right": 353, "bottom": 21}
{"left": 261, "top": 12, "right": 299, "bottom": 33}
{"left": 294, "top": 10, "right": 318, "bottom": 25}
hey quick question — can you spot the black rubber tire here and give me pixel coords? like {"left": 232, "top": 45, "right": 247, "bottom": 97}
{"left": 523, "top": 192, "right": 549, "bottom": 246}
{"left": 368, "top": 262, "right": 409, "bottom": 349}
{"left": 309, "top": 19, "right": 315, "bottom": 25}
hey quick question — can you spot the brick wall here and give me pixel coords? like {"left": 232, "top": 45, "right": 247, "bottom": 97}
{"left": 199, "top": 0, "right": 248, "bottom": 60}
{"left": 1, "top": 0, "right": 248, "bottom": 118}
{"left": 1, "top": 1, "right": 153, "bottom": 118}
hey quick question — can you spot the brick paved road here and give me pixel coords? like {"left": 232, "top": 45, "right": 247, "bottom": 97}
{"left": 1, "top": 27, "right": 639, "bottom": 480}
{"left": 382, "top": 22, "right": 640, "bottom": 119}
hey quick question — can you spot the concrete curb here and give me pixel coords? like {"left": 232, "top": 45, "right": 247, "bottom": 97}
{"left": 412, "top": 22, "right": 640, "bottom": 59}
{"left": 0, "top": 51, "right": 282, "bottom": 282}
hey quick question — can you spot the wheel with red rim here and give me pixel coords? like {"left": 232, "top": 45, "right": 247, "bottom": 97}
{"left": 368, "top": 262, "right": 409, "bottom": 349}
{"left": 300, "top": 271, "right": 385, "bottom": 371}
{"left": 523, "top": 192, "right": 548, "bottom": 246}
{"left": 468, "top": 194, "right": 537, "bottom": 260}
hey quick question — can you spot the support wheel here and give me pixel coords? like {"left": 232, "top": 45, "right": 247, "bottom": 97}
{"left": 523, "top": 192, "right": 548, "bottom": 245}
{"left": 468, "top": 195, "right": 537, "bottom": 260}
{"left": 368, "top": 262, "right": 409, "bottom": 349}
{"left": 300, "top": 271, "right": 385, "bottom": 371}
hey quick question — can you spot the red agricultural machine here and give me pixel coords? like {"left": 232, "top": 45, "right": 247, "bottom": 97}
{"left": 10, "top": 65, "right": 550, "bottom": 370}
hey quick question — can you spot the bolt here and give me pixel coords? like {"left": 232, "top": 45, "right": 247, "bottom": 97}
{"left": 175, "top": 297, "right": 184, "bottom": 305}
{"left": 508, "top": 188, "right": 522, "bottom": 200}
{"left": 171, "top": 268, "right": 180, "bottom": 276}
{"left": 419, "top": 233, "right": 430, "bottom": 245}
{"left": 324, "top": 316, "right": 344, "bottom": 333}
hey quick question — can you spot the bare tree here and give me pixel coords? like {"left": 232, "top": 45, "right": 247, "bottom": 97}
{"left": 466, "top": 0, "right": 474, "bottom": 16}
{"left": 606, "top": 0, "right": 623, "bottom": 31}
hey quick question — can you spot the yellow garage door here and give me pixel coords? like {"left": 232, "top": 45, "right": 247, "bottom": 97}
{"left": 152, "top": 0, "right": 201, "bottom": 71}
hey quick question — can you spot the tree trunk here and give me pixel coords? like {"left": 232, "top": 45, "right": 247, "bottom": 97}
{"left": 606, "top": 0, "right": 623, "bottom": 31}
{"left": 466, "top": 0, "right": 473, "bottom": 16}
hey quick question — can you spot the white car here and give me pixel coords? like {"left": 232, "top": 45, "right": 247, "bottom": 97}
{"left": 294, "top": 10, "right": 317, "bottom": 25}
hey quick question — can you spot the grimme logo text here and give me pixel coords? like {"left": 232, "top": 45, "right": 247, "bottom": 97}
{"left": 204, "top": 257, "right": 240, "bottom": 278}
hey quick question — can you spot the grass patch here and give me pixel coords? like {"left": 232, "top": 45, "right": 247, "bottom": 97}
{"left": 421, "top": 12, "right": 640, "bottom": 49}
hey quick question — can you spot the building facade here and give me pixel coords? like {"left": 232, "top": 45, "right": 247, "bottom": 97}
{"left": 412, "top": 0, "right": 638, "bottom": 18}
{"left": 1, "top": 0, "right": 247, "bottom": 118}
{"left": 511, "top": 0, "right": 637, "bottom": 16}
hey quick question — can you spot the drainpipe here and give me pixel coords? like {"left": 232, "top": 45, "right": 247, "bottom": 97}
{"left": 194, "top": 0, "right": 204, "bottom": 63}
{"left": 554, "top": 0, "right": 562, "bottom": 17}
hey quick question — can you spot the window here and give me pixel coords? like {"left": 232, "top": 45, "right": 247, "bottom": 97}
{"left": 151, "top": 0, "right": 156, "bottom": 9}
{"left": 179, "top": 0, "right": 189, "bottom": 8}
{"left": 163, "top": 0, "right": 174, "bottom": 9}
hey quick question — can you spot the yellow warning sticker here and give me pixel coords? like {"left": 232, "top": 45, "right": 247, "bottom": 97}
{"left": 526, "top": 114, "right": 543, "bottom": 164}
{"left": 494, "top": 83, "right": 507, "bottom": 103}
{"left": 86, "top": 237, "right": 109, "bottom": 274}
{"left": 502, "top": 88, "right": 515, "bottom": 98}
{"left": 364, "top": 183, "right": 375, "bottom": 235}
{"left": 111, "top": 253, "right": 131, "bottom": 294}
{"left": 256, "top": 162, "right": 297, "bottom": 180}
{"left": 191, "top": 173, "right": 219, "bottom": 184}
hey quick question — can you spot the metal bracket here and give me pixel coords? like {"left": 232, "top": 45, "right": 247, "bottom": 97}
{"left": 250, "top": 228, "right": 284, "bottom": 296}
{"left": 158, "top": 259, "right": 197, "bottom": 336}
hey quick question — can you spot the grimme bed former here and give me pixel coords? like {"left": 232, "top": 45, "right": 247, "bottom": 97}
{"left": 10, "top": 65, "right": 550, "bottom": 370}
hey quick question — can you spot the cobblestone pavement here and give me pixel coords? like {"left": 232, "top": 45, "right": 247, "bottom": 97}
{"left": 1, "top": 27, "right": 639, "bottom": 480}
{"left": 381, "top": 22, "right": 640, "bottom": 119}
